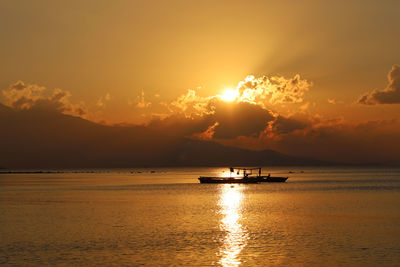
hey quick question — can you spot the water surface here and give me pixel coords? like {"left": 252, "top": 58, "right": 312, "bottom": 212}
{"left": 1, "top": 167, "right": 399, "bottom": 266}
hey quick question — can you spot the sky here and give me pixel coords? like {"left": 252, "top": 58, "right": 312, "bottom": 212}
{"left": 1, "top": 0, "right": 400, "bottom": 166}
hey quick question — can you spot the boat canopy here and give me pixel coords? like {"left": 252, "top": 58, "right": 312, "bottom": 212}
{"left": 230, "top": 167, "right": 262, "bottom": 177}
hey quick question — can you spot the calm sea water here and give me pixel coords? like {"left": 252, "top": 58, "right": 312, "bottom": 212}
{"left": 0, "top": 167, "right": 399, "bottom": 266}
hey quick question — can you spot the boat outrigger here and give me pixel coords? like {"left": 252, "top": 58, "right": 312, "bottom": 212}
{"left": 198, "top": 167, "right": 288, "bottom": 184}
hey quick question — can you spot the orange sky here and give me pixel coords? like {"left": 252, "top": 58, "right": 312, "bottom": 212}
{"left": 1, "top": 0, "right": 400, "bottom": 165}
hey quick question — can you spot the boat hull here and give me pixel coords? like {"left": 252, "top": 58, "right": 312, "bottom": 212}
{"left": 258, "top": 176, "right": 288, "bottom": 183}
{"left": 198, "top": 177, "right": 259, "bottom": 184}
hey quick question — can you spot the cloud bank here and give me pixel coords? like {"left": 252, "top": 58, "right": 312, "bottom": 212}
{"left": 219, "top": 117, "right": 400, "bottom": 165}
{"left": 358, "top": 65, "right": 400, "bottom": 105}
{"left": 2, "top": 81, "right": 87, "bottom": 116}
{"left": 2, "top": 71, "right": 400, "bottom": 166}
{"left": 165, "top": 73, "right": 310, "bottom": 139}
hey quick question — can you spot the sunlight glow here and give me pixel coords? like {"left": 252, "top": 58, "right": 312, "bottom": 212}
{"left": 218, "top": 184, "right": 248, "bottom": 267}
{"left": 220, "top": 89, "right": 238, "bottom": 102}
{"left": 221, "top": 170, "right": 241, "bottom": 178}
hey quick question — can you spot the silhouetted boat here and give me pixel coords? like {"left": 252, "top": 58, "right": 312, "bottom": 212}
{"left": 198, "top": 167, "right": 288, "bottom": 184}
{"left": 198, "top": 176, "right": 259, "bottom": 184}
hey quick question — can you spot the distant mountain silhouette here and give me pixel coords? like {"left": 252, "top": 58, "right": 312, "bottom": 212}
{"left": 0, "top": 104, "right": 330, "bottom": 169}
{"left": 165, "top": 138, "right": 329, "bottom": 166}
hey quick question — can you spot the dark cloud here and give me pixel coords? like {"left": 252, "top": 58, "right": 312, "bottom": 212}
{"left": 358, "top": 65, "right": 400, "bottom": 105}
{"left": 0, "top": 104, "right": 280, "bottom": 168}
{"left": 220, "top": 118, "right": 400, "bottom": 165}
{"left": 147, "top": 113, "right": 212, "bottom": 137}
{"left": 268, "top": 115, "right": 308, "bottom": 135}
{"left": 1, "top": 102, "right": 400, "bottom": 168}
{"left": 10, "top": 96, "right": 35, "bottom": 110}
{"left": 212, "top": 101, "right": 274, "bottom": 139}
{"left": 148, "top": 100, "right": 274, "bottom": 139}
{"left": 278, "top": 120, "right": 400, "bottom": 164}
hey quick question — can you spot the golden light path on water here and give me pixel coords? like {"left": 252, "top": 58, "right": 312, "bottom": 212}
{"left": 218, "top": 184, "right": 248, "bottom": 267}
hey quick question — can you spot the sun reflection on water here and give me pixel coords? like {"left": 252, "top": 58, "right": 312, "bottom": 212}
{"left": 218, "top": 184, "right": 248, "bottom": 267}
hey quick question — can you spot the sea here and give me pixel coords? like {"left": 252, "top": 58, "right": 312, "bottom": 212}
{"left": 0, "top": 167, "right": 399, "bottom": 266}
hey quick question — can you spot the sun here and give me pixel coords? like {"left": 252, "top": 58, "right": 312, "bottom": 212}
{"left": 221, "top": 89, "right": 238, "bottom": 102}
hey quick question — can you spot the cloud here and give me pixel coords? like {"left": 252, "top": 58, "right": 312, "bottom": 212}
{"left": 3, "top": 72, "right": 400, "bottom": 166}
{"left": 266, "top": 115, "right": 309, "bottom": 135}
{"left": 2, "top": 87, "right": 400, "bottom": 166}
{"left": 299, "top": 102, "right": 309, "bottom": 111}
{"left": 218, "top": 117, "right": 400, "bottom": 165}
{"left": 10, "top": 80, "right": 27, "bottom": 90}
{"left": 136, "top": 90, "right": 151, "bottom": 108}
{"left": 236, "top": 74, "right": 311, "bottom": 106}
{"left": 2, "top": 81, "right": 45, "bottom": 109}
{"left": 169, "top": 89, "right": 214, "bottom": 117}
{"left": 146, "top": 113, "right": 211, "bottom": 139}
{"left": 358, "top": 65, "right": 400, "bottom": 105}
{"left": 192, "top": 122, "right": 219, "bottom": 140}
{"left": 2, "top": 80, "right": 87, "bottom": 117}
{"left": 211, "top": 101, "right": 274, "bottom": 138}
{"left": 147, "top": 99, "right": 274, "bottom": 140}
{"left": 96, "top": 93, "right": 111, "bottom": 108}
{"left": 168, "top": 73, "right": 311, "bottom": 118}
{"left": 163, "top": 73, "right": 310, "bottom": 139}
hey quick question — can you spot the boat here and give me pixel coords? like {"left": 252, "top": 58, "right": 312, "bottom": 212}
{"left": 198, "top": 176, "right": 259, "bottom": 184}
{"left": 198, "top": 167, "right": 288, "bottom": 184}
